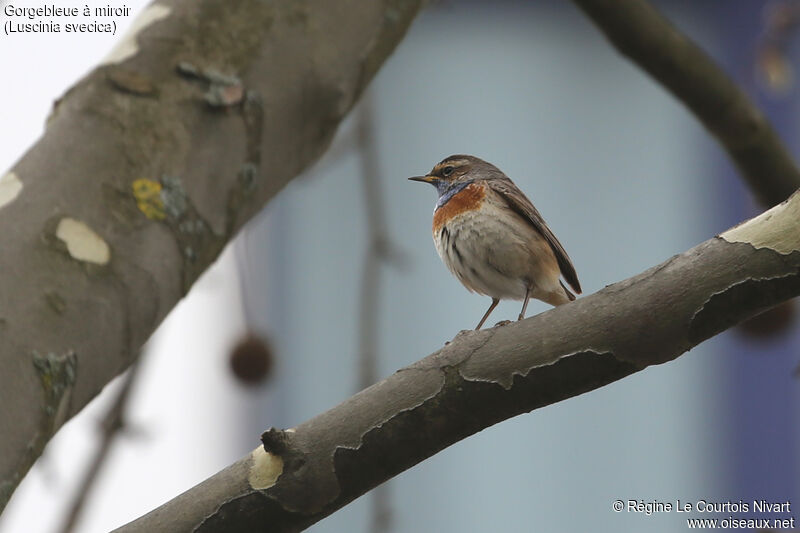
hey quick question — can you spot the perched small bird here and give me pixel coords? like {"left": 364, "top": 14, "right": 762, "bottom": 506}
{"left": 409, "top": 155, "right": 581, "bottom": 330}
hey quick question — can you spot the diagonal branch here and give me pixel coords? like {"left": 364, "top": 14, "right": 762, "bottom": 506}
{"left": 113, "top": 192, "right": 800, "bottom": 533}
{"left": 0, "top": 0, "right": 425, "bottom": 511}
{"left": 571, "top": 0, "right": 800, "bottom": 206}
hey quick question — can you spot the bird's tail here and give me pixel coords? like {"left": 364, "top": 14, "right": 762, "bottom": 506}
{"left": 542, "top": 281, "right": 576, "bottom": 306}
{"left": 559, "top": 280, "right": 576, "bottom": 303}
{"left": 537, "top": 280, "right": 575, "bottom": 306}
{"left": 548, "top": 280, "right": 575, "bottom": 305}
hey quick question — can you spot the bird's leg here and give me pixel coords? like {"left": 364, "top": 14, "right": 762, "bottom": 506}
{"left": 518, "top": 286, "right": 532, "bottom": 321}
{"left": 475, "top": 298, "right": 500, "bottom": 330}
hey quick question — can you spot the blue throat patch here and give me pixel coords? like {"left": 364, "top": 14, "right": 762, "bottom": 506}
{"left": 435, "top": 181, "right": 472, "bottom": 209}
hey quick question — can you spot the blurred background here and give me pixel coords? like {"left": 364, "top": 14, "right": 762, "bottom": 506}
{"left": 1, "top": 0, "right": 798, "bottom": 532}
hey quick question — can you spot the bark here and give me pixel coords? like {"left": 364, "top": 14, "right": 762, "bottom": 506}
{"left": 113, "top": 192, "right": 800, "bottom": 532}
{"left": 571, "top": 0, "right": 800, "bottom": 206}
{"left": 0, "top": 0, "right": 424, "bottom": 509}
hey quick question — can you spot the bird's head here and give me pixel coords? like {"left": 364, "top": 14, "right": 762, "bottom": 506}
{"left": 408, "top": 154, "right": 501, "bottom": 197}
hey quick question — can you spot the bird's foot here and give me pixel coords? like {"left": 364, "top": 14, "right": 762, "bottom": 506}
{"left": 493, "top": 320, "right": 512, "bottom": 327}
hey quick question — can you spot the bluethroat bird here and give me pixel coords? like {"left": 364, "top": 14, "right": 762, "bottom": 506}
{"left": 409, "top": 155, "right": 581, "bottom": 330}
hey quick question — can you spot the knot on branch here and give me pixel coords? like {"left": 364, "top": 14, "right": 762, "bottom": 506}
{"left": 261, "top": 427, "right": 306, "bottom": 473}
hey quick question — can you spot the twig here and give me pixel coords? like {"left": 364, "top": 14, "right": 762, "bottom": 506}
{"left": 571, "top": 0, "right": 800, "bottom": 206}
{"left": 58, "top": 354, "right": 145, "bottom": 533}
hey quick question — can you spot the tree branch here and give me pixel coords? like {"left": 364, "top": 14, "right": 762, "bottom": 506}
{"left": 0, "top": 0, "right": 424, "bottom": 510}
{"left": 571, "top": 0, "right": 800, "bottom": 206}
{"left": 112, "top": 192, "right": 800, "bottom": 532}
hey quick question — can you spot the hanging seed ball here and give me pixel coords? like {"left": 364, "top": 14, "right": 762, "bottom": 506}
{"left": 230, "top": 333, "right": 273, "bottom": 385}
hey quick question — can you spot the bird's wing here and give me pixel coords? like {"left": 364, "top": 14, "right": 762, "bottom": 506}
{"left": 487, "top": 179, "right": 582, "bottom": 294}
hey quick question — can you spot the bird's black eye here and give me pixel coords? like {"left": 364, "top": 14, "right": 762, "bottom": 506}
{"left": 442, "top": 166, "right": 454, "bottom": 177}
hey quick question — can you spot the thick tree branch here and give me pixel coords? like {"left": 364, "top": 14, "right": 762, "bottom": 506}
{"left": 113, "top": 192, "right": 800, "bottom": 532}
{"left": 0, "top": 0, "right": 424, "bottom": 509}
{"left": 571, "top": 0, "right": 800, "bottom": 206}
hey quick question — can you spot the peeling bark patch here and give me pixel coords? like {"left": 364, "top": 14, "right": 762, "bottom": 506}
{"left": 458, "top": 340, "right": 638, "bottom": 395}
{"left": 196, "top": 492, "right": 305, "bottom": 533}
{"left": 331, "top": 369, "right": 466, "bottom": 492}
{"left": 688, "top": 273, "right": 800, "bottom": 346}
{"left": 452, "top": 321, "right": 631, "bottom": 389}
{"left": 55, "top": 218, "right": 111, "bottom": 265}
{"left": 248, "top": 447, "right": 284, "bottom": 490}
{"left": 460, "top": 349, "right": 585, "bottom": 390}
{"left": 332, "top": 354, "right": 636, "bottom": 513}
{"left": 333, "top": 369, "right": 446, "bottom": 453}
{"left": 261, "top": 369, "right": 445, "bottom": 515}
{"left": 107, "top": 68, "right": 157, "bottom": 96}
{"left": 720, "top": 190, "right": 800, "bottom": 255}
{"left": 0, "top": 172, "right": 22, "bottom": 210}
{"left": 102, "top": 4, "right": 171, "bottom": 65}
{"left": 494, "top": 352, "right": 639, "bottom": 411}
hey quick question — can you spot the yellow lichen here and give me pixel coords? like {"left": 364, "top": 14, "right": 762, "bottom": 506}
{"left": 132, "top": 178, "right": 166, "bottom": 220}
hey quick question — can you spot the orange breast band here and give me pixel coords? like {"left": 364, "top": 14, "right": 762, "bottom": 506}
{"left": 433, "top": 182, "right": 486, "bottom": 232}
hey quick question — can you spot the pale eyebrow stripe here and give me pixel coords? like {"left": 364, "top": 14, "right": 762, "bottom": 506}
{"left": 435, "top": 159, "right": 469, "bottom": 170}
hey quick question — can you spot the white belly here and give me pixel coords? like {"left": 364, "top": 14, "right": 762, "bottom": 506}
{"left": 433, "top": 207, "right": 558, "bottom": 301}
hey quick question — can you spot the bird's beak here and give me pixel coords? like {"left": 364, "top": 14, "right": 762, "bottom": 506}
{"left": 408, "top": 175, "right": 435, "bottom": 184}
